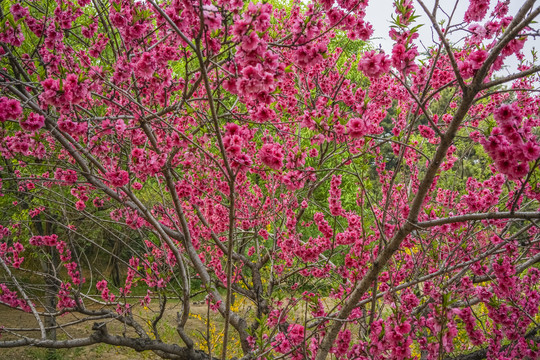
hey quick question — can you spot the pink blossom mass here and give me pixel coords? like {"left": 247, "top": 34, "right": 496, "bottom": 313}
{"left": 0, "top": 0, "right": 539, "bottom": 359}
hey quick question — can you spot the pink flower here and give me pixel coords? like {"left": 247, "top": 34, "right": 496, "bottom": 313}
{"left": 464, "top": 0, "right": 490, "bottom": 23}
{"left": 502, "top": 38, "right": 525, "bottom": 57}
{"left": 392, "top": 44, "right": 418, "bottom": 73}
{"left": 294, "top": 43, "right": 326, "bottom": 68}
{"left": 469, "top": 50, "right": 488, "bottom": 70}
{"left": 522, "top": 142, "right": 540, "bottom": 161}
{"left": 418, "top": 125, "right": 435, "bottom": 139}
{"left": 96, "top": 279, "right": 108, "bottom": 292}
{"left": 106, "top": 170, "right": 129, "bottom": 187}
{"left": 19, "top": 113, "right": 45, "bottom": 131}
{"left": 203, "top": 4, "right": 222, "bottom": 32}
{"left": 135, "top": 52, "right": 155, "bottom": 80}
{"left": 253, "top": 106, "right": 276, "bottom": 122}
{"left": 237, "top": 64, "right": 275, "bottom": 97}
{"left": 259, "top": 143, "right": 284, "bottom": 170}
{"left": 494, "top": 103, "right": 520, "bottom": 125}
{"left": 223, "top": 135, "right": 242, "bottom": 157}
{"left": 395, "top": 321, "right": 411, "bottom": 335}
{"left": 10, "top": 4, "right": 29, "bottom": 21}
{"left": 0, "top": 97, "right": 23, "bottom": 122}
{"left": 458, "top": 60, "right": 474, "bottom": 79}
{"left": 29, "top": 236, "right": 43, "bottom": 246}
{"left": 75, "top": 200, "right": 86, "bottom": 211}
{"left": 354, "top": 20, "right": 374, "bottom": 41}
{"left": 131, "top": 148, "right": 144, "bottom": 159}
{"left": 358, "top": 51, "right": 390, "bottom": 78}
{"left": 468, "top": 23, "right": 487, "bottom": 41}
{"left": 347, "top": 117, "right": 367, "bottom": 138}
{"left": 272, "top": 332, "right": 291, "bottom": 353}
{"left": 510, "top": 162, "right": 529, "bottom": 179}
{"left": 329, "top": 175, "right": 344, "bottom": 216}
{"left": 240, "top": 32, "right": 260, "bottom": 52}
{"left": 42, "top": 234, "right": 58, "bottom": 246}
{"left": 288, "top": 324, "right": 304, "bottom": 345}
{"left": 231, "top": 153, "right": 253, "bottom": 169}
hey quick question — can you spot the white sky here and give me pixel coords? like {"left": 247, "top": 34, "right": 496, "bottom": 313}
{"left": 364, "top": 0, "right": 537, "bottom": 74}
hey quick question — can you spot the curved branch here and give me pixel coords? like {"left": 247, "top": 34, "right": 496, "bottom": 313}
{"left": 0, "top": 323, "right": 222, "bottom": 360}
{"left": 416, "top": 211, "right": 540, "bottom": 228}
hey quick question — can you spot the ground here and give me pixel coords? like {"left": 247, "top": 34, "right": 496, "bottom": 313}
{"left": 0, "top": 301, "right": 214, "bottom": 360}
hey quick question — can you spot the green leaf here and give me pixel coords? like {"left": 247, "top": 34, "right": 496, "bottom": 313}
{"left": 7, "top": 14, "right": 16, "bottom": 28}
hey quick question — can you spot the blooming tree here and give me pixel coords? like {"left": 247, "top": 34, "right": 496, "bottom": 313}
{"left": 1, "top": 0, "right": 540, "bottom": 359}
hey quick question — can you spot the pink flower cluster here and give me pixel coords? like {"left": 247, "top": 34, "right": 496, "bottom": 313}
{"left": 89, "top": 33, "right": 109, "bottom": 58}
{"left": 464, "top": 0, "right": 490, "bottom": 23}
{"left": 481, "top": 103, "right": 540, "bottom": 180}
{"left": 295, "top": 43, "right": 328, "bottom": 68}
{"left": 0, "top": 22, "right": 25, "bottom": 47}
{"left": 40, "top": 74, "right": 89, "bottom": 108}
{"left": 29, "top": 234, "right": 59, "bottom": 247}
{"left": 135, "top": 52, "right": 155, "bottom": 80}
{"left": 347, "top": 117, "right": 367, "bottom": 138}
{"left": 57, "top": 117, "right": 87, "bottom": 137}
{"left": 333, "top": 329, "right": 352, "bottom": 356}
{"left": 130, "top": 147, "right": 167, "bottom": 178}
{"left": 324, "top": 1, "right": 372, "bottom": 41}
{"left": 54, "top": 168, "right": 78, "bottom": 185}
{"left": 223, "top": 123, "right": 253, "bottom": 169}
{"left": 368, "top": 319, "right": 412, "bottom": 360}
{"left": 391, "top": 43, "right": 418, "bottom": 74}
{"left": 64, "top": 261, "right": 83, "bottom": 286}
{"left": 1, "top": 131, "right": 35, "bottom": 156}
{"left": 106, "top": 170, "right": 129, "bottom": 187}
{"left": 388, "top": 1, "right": 419, "bottom": 75}
{"left": 282, "top": 170, "right": 307, "bottom": 190}
{"left": 358, "top": 51, "right": 391, "bottom": 78}
{"left": 236, "top": 64, "right": 276, "bottom": 99}
{"left": 0, "top": 226, "right": 11, "bottom": 241}
{"left": 295, "top": 237, "right": 329, "bottom": 263}
{"left": 272, "top": 323, "right": 304, "bottom": 355}
{"left": 224, "top": 3, "right": 281, "bottom": 103}
{"left": 418, "top": 125, "right": 437, "bottom": 141}
{"left": 458, "top": 50, "right": 488, "bottom": 79}
{"left": 96, "top": 280, "right": 115, "bottom": 302}
{"left": 347, "top": 19, "right": 374, "bottom": 41}
{"left": 459, "top": 307, "right": 486, "bottom": 346}
{"left": 28, "top": 235, "right": 83, "bottom": 289}
{"left": 314, "top": 212, "right": 333, "bottom": 239}
{"left": 28, "top": 206, "right": 45, "bottom": 218}
{"left": 259, "top": 143, "right": 284, "bottom": 170}
{"left": 0, "top": 241, "right": 24, "bottom": 268}
{"left": 462, "top": 174, "right": 504, "bottom": 212}
{"left": 57, "top": 282, "right": 76, "bottom": 309}
{"left": 0, "top": 97, "right": 23, "bottom": 122}
{"left": 0, "top": 284, "right": 30, "bottom": 312}
{"left": 329, "top": 175, "right": 344, "bottom": 216}
{"left": 10, "top": 4, "right": 29, "bottom": 21}
{"left": 71, "top": 186, "right": 89, "bottom": 211}
{"left": 119, "top": 257, "right": 140, "bottom": 297}
{"left": 19, "top": 113, "right": 45, "bottom": 132}
{"left": 492, "top": 256, "right": 516, "bottom": 297}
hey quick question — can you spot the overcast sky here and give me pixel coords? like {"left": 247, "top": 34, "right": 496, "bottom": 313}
{"left": 364, "top": 0, "right": 536, "bottom": 74}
